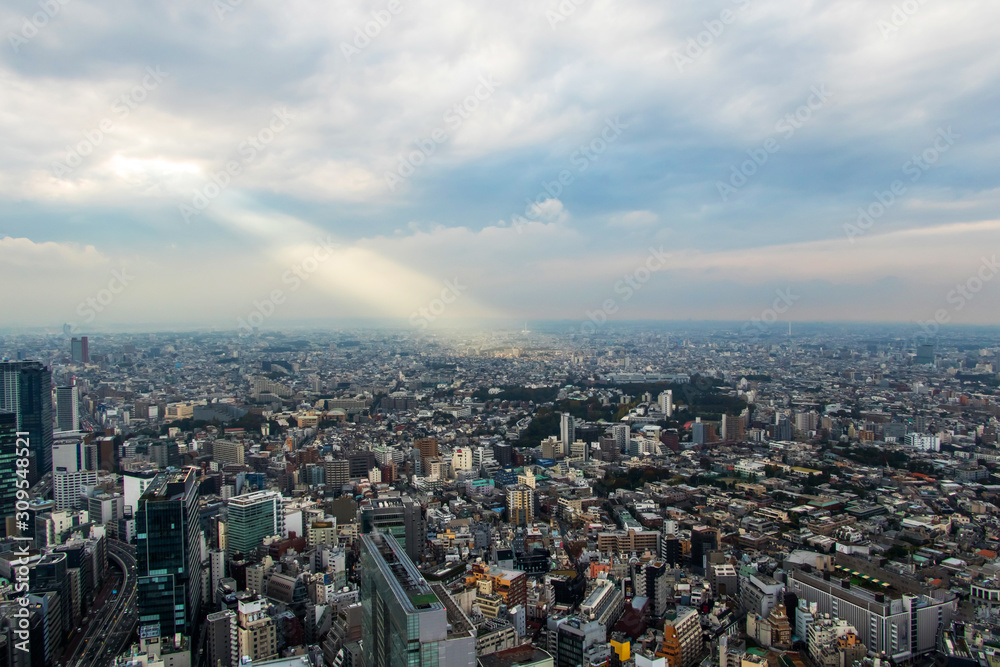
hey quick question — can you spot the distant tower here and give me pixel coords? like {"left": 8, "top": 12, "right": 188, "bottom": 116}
{"left": 71, "top": 337, "right": 89, "bottom": 364}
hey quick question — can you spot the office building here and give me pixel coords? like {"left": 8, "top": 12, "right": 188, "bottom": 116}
{"left": 788, "top": 567, "right": 955, "bottom": 662}
{"left": 507, "top": 484, "right": 535, "bottom": 526}
{"left": 358, "top": 495, "right": 426, "bottom": 564}
{"left": 52, "top": 435, "right": 98, "bottom": 511}
{"left": 0, "top": 360, "right": 54, "bottom": 477}
{"left": 71, "top": 337, "right": 89, "bottom": 364}
{"left": 359, "top": 532, "right": 476, "bottom": 667}
{"left": 136, "top": 467, "right": 203, "bottom": 639}
{"left": 548, "top": 616, "right": 605, "bottom": 667}
{"left": 226, "top": 490, "right": 285, "bottom": 558}
{"left": 55, "top": 381, "right": 79, "bottom": 432}
{"left": 691, "top": 418, "right": 706, "bottom": 446}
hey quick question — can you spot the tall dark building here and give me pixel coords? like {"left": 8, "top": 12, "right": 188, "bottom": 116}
{"left": 0, "top": 361, "right": 54, "bottom": 479}
{"left": 71, "top": 337, "right": 89, "bottom": 364}
{"left": 690, "top": 526, "right": 718, "bottom": 575}
{"left": 0, "top": 412, "right": 19, "bottom": 533}
{"left": 136, "top": 467, "right": 202, "bottom": 639}
{"left": 493, "top": 442, "right": 513, "bottom": 467}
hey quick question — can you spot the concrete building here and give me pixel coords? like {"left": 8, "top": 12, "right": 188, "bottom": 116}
{"left": 358, "top": 495, "right": 426, "bottom": 564}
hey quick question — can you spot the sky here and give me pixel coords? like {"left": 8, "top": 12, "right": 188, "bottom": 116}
{"left": 2, "top": 0, "right": 999, "bottom": 332}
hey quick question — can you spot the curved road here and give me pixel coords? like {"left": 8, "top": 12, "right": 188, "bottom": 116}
{"left": 68, "top": 540, "right": 137, "bottom": 667}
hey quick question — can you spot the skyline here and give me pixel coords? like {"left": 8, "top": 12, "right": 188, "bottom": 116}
{"left": 3, "top": 0, "right": 1000, "bottom": 328}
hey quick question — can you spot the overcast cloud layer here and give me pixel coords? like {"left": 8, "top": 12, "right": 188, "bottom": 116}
{"left": 2, "top": 0, "right": 999, "bottom": 331}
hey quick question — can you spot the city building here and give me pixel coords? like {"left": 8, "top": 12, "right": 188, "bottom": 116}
{"left": 54, "top": 381, "right": 79, "bottom": 432}
{"left": 52, "top": 435, "right": 98, "bottom": 511}
{"left": 358, "top": 495, "right": 426, "bottom": 564}
{"left": 226, "top": 490, "right": 285, "bottom": 558}
{"left": 0, "top": 360, "right": 53, "bottom": 477}
{"left": 359, "top": 531, "right": 476, "bottom": 667}
{"left": 136, "top": 467, "right": 203, "bottom": 639}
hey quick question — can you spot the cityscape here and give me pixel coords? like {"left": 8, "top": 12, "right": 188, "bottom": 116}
{"left": 1, "top": 324, "right": 999, "bottom": 667}
{"left": 3, "top": 1, "right": 1000, "bottom": 667}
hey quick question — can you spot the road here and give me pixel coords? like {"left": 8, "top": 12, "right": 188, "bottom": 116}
{"left": 66, "top": 540, "right": 138, "bottom": 667}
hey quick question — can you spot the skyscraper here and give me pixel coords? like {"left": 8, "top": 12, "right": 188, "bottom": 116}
{"left": 560, "top": 412, "right": 575, "bottom": 455}
{"left": 55, "top": 381, "right": 79, "bottom": 432}
{"left": 225, "top": 490, "right": 285, "bottom": 558}
{"left": 0, "top": 360, "right": 53, "bottom": 478}
{"left": 71, "top": 336, "right": 89, "bottom": 364}
{"left": 136, "top": 467, "right": 202, "bottom": 639}
{"left": 359, "top": 532, "right": 476, "bottom": 667}
{"left": 611, "top": 423, "right": 629, "bottom": 453}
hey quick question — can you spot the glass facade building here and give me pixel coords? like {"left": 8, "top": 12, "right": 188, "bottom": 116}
{"left": 136, "top": 467, "right": 202, "bottom": 639}
{"left": 0, "top": 361, "right": 53, "bottom": 477}
{"left": 225, "top": 490, "right": 284, "bottom": 558}
{"left": 360, "top": 532, "right": 476, "bottom": 667}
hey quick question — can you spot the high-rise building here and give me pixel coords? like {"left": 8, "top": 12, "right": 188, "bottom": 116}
{"left": 0, "top": 360, "right": 54, "bottom": 478}
{"left": 205, "top": 609, "right": 238, "bottom": 667}
{"left": 52, "top": 435, "right": 98, "bottom": 511}
{"left": 136, "top": 467, "right": 203, "bottom": 639}
{"left": 226, "top": 490, "right": 284, "bottom": 558}
{"left": 0, "top": 412, "right": 20, "bottom": 536}
{"left": 691, "top": 418, "right": 706, "bottom": 445}
{"left": 507, "top": 484, "right": 535, "bottom": 526}
{"left": 560, "top": 413, "right": 575, "bottom": 455}
{"left": 359, "top": 532, "right": 476, "bottom": 667}
{"left": 611, "top": 424, "right": 629, "bottom": 452}
{"left": 55, "top": 381, "right": 80, "bottom": 432}
{"left": 690, "top": 525, "right": 717, "bottom": 575}
{"left": 71, "top": 337, "right": 89, "bottom": 364}
{"left": 358, "top": 495, "right": 426, "bottom": 564}
{"left": 658, "top": 390, "right": 673, "bottom": 417}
